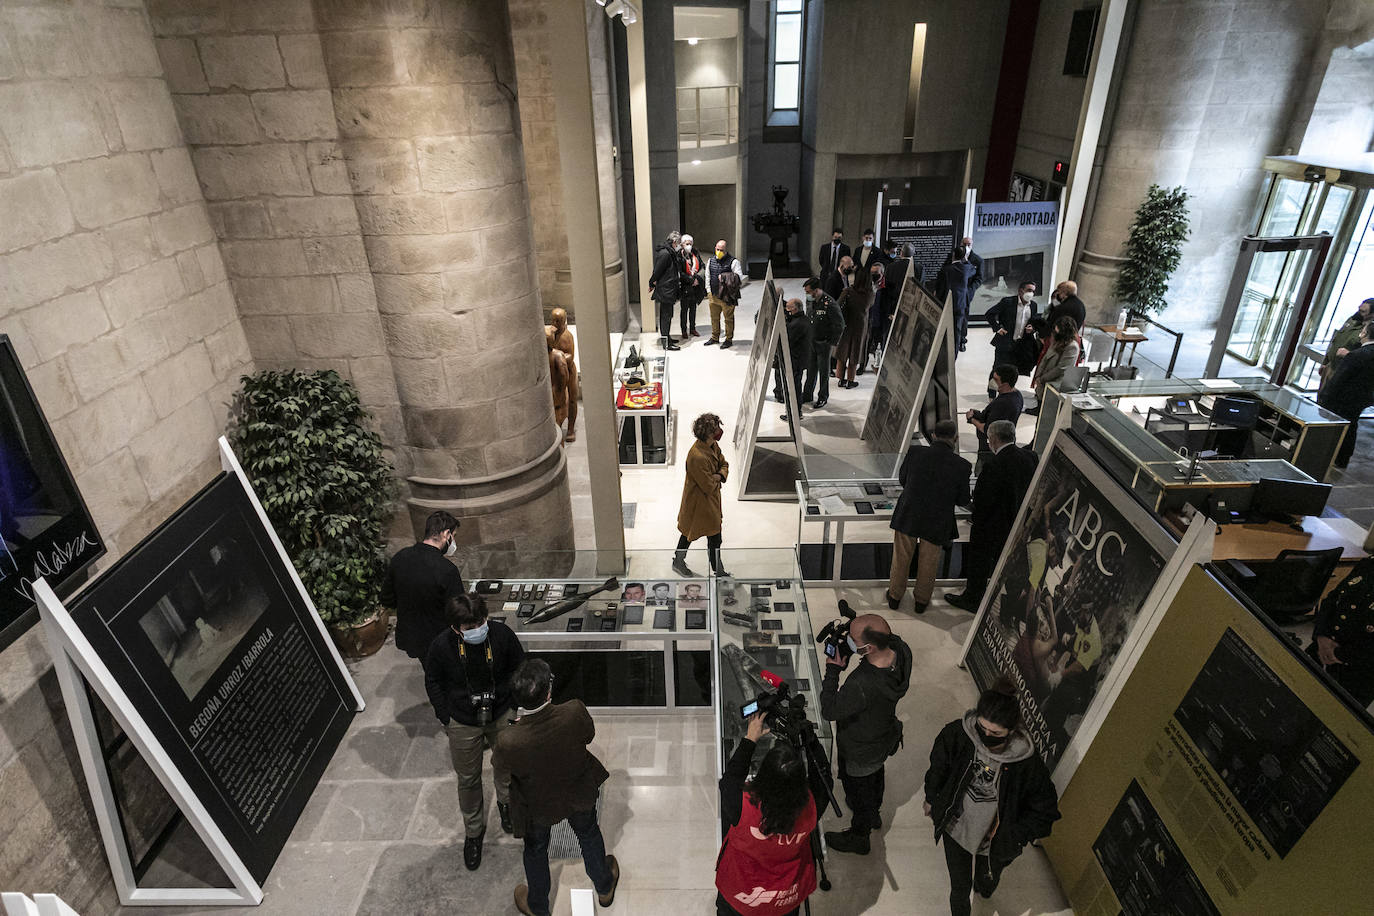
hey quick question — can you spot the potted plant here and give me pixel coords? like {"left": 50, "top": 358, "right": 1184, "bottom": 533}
{"left": 1113, "top": 184, "right": 1191, "bottom": 321}
{"left": 230, "top": 369, "right": 397, "bottom": 658}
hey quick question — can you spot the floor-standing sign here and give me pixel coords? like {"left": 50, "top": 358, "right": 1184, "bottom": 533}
{"left": 967, "top": 201, "right": 1060, "bottom": 325}
{"left": 959, "top": 423, "right": 1211, "bottom": 780}
{"left": 883, "top": 203, "right": 963, "bottom": 290}
{"left": 860, "top": 278, "right": 960, "bottom": 475}
{"left": 36, "top": 437, "right": 364, "bottom": 906}
{"left": 734, "top": 266, "right": 810, "bottom": 499}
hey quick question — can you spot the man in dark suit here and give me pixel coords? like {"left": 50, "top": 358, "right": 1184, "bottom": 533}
{"left": 495, "top": 659, "right": 620, "bottom": 916}
{"left": 990, "top": 280, "right": 1039, "bottom": 372}
{"left": 647, "top": 231, "right": 682, "bottom": 350}
{"left": 1045, "top": 279, "right": 1086, "bottom": 332}
{"left": 1318, "top": 320, "right": 1374, "bottom": 468}
{"left": 381, "top": 510, "right": 464, "bottom": 670}
{"left": 818, "top": 227, "right": 850, "bottom": 285}
{"left": 887, "top": 419, "right": 971, "bottom": 614}
{"left": 853, "top": 228, "right": 887, "bottom": 273}
{"left": 779, "top": 297, "right": 813, "bottom": 423}
{"left": 965, "top": 364, "right": 1025, "bottom": 454}
{"left": 947, "top": 420, "right": 1039, "bottom": 612}
{"left": 825, "top": 253, "right": 854, "bottom": 301}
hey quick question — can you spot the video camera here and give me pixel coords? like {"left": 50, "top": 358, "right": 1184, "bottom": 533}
{"left": 740, "top": 682, "right": 814, "bottom": 744}
{"left": 814, "top": 599, "right": 857, "bottom": 661}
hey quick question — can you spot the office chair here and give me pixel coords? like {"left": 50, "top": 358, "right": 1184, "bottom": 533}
{"left": 1221, "top": 547, "right": 1344, "bottom": 622}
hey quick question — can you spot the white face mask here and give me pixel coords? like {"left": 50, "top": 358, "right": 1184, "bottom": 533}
{"left": 863, "top": 239, "right": 873, "bottom": 248}
{"left": 445, "top": 536, "right": 457, "bottom": 557}
{"left": 1020, "top": 291, "right": 1034, "bottom": 302}
{"left": 683, "top": 243, "right": 692, "bottom": 252}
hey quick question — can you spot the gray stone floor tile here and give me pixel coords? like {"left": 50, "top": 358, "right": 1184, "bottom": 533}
{"left": 311, "top": 780, "right": 424, "bottom": 842}
{"left": 355, "top": 840, "right": 526, "bottom": 915}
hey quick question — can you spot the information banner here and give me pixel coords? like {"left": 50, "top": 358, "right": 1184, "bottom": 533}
{"left": 66, "top": 472, "right": 356, "bottom": 884}
{"left": 969, "top": 201, "right": 1060, "bottom": 323}
{"left": 884, "top": 204, "right": 963, "bottom": 290}
{"left": 860, "top": 280, "right": 956, "bottom": 473}
{"left": 733, "top": 278, "right": 779, "bottom": 457}
{"left": 0, "top": 334, "right": 105, "bottom": 648}
{"left": 1044, "top": 566, "right": 1373, "bottom": 915}
{"left": 963, "top": 434, "right": 1174, "bottom": 770}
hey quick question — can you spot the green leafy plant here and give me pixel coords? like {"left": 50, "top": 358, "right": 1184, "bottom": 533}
{"left": 1113, "top": 184, "right": 1191, "bottom": 316}
{"left": 230, "top": 369, "right": 396, "bottom": 627}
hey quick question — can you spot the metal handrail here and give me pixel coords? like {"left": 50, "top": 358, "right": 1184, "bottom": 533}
{"left": 676, "top": 84, "right": 739, "bottom": 148}
{"left": 1125, "top": 310, "right": 1183, "bottom": 378}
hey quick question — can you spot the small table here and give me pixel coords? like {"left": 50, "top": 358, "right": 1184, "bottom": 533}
{"left": 1097, "top": 324, "right": 1149, "bottom": 368}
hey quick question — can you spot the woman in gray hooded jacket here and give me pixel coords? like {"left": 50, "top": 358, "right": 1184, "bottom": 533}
{"left": 923, "top": 679, "right": 1061, "bottom": 916}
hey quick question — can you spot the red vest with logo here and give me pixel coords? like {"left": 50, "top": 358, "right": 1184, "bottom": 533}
{"left": 715, "top": 792, "right": 818, "bottom": 914}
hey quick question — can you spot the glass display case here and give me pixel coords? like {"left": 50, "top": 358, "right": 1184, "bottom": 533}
{"left": 613, "top": 336, "right": 671, "bottom": 465}
{"left": 712, "top": 549, "right": 833, "bottom": 790}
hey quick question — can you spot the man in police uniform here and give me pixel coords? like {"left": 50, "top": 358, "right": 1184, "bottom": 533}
{"left": 801, "top": 276, "right": 845, "bottom": 409}
{"left": 1309, "top": 557, "right": 1374, "bottom": 707}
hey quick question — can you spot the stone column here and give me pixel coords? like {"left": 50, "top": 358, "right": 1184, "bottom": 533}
{"left": 314, "top": 0, "right": 573, "bottom": 552}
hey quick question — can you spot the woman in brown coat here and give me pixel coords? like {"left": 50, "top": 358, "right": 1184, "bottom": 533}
{"left": 673, "top": 413, "right": 729, "bottom": 576}
{"left": 834, "top": 266, "right": 874, "bottom": 388}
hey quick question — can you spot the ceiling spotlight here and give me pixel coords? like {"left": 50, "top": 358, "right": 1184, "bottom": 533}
{"left": 691, "top": 159, "right": 701, "bottom": 165}
{"left": 594, "top": 0, "right": 608, "bottom": 5}
{"left": 604, "top": 0, "right": 639, "bottom": 24}
{"left": 688, "top": 37, "right": 699, "bottom": 45}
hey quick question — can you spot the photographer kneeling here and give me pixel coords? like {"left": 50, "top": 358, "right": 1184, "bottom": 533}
{"left": 820, "top": 614, "right": 912, "bottom": 855}
{"left": 715, "top": 712, "right": 818, "bottom": 916}
{"left": 923, "top": 679, "right": 1061, "bottom": 916}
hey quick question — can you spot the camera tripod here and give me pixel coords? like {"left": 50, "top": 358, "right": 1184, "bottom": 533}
{"left": 771, "top": 700, "right": 843, "bottom": 910}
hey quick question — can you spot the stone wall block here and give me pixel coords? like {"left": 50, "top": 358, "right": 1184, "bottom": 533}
{"left": 21, "top": 290, "right": 110, "bottom": 362}
{"left": 278, "top": 33, "right": 329, "bottom": 89}
{"left": 416, "top": 134, "right": 518, "bottom": 192}
{"left": 364, "top": 231, "right": 480, "bottom": 274}
{"left": 142, "top": 342, "right": 217, "bottom": 416}
{"left": 149, "top": 202, "right": 216, "bottom": 256}
{"left": 0, "top": 169, "right": 75, "bottom": 253}
{"left": 400, "top": 404, "right": 495, "bottom": 454}
{"left": 339, "top": 138, "right": 418, "bottom": 194}
{"left": 208, "top": 200, "right": 272, "bottom": 239}
{"left": 219, "top": 239, "right": 309, "bottom": 277}
{"left": 76, "top": 448, "right": 152, "bottom": 537}
{"left": 397, "top": 29, "right": 502, "bottom": 84}
{"left": 336, "top": 271, "right": 380, "bottom": 313}
{"left": 493, "top": 382, "right": 553, "bottom": 437}
{"left": 442, "top": 183, "right": 524, "bottom": 231}
{"left": 128, "top": 395, "right": 218, "bottom": 500}
{"left": 2, "top": 5, "right": 88, "bottom": 78}
{"left": 387, "top": 356, "right": 451, "bottom": 408}
{"left": 347, "top": 354, "right": 401, "bottom": 407}
{"left": 266, "top": 196, "right": 360, "bottom": 237}
{"left": 1, "top": 232, "right": 116, "bottom": 307}
{"left": 192, "top": 144, "right": 313, "bottom": 199}
{"left": 332, "top": 85, "right": 468, "bottom": 139}
{"left": 173, "top": 93, "right": 261, "bottom": 145}
{"left": 64, "top": 375, "right": 159, "bottom": 469}
{"left": 357, "top": 194, "right": 447, "bottom": 234}
{"left": 177, "top": 247, "right": 206, "bottom": 292}
{"left": 78, "top": 6, "right": 161, "bottom": 77}
{"left": 145, "top": 0, "right": 315, "bottom": 36}
{"left": 303, "top": 235, "right": 369, "bottom": 273}
{"left": 305, "top": 140, "right": 353, "bottom": 194}
{"left": 195, "top": 243, "right": 228, "bottom": 287}
{"left": 313, "top": 0, "right": 442, "bottom": 32}
{"left": 0, "top": 83, "right": 109, "bottom": 167}
{"left": 466, "top": 80, "right": 518, "bottom": 134}
{"left": 239, "top": 315, "right": 297, "bottom": 360}
{"left": 102, "top": 217, "right": 158, "bottom": 272}
{"left": 252, "top": 89, "right": 337, "bottom": 141}
{"left": 198, "top": 35, "right": 286, "bottom": 91}
{"left": 288, "top": 312, "right": 386, "bottom": 359}
{"left": 163, "top": 281, "right": 239, "bottom": 352}
{"left": 233, "top": 275, "right": 338, "bottom": 315}
{"left": 26, "top": 356, "right": 81, "bottom": 420}
{"left": 58, "top": 153, "right": 163, "bottom": 229}
{"left": 148, "top": 147, "right": 202, "bottom": 205}
{"left": 107, "top": 79, "right": 183, "bottom": 151}
{"left": 482, "top": 422, "right": 552, "bottom": 469}
{"left": 372, "top": 273, "right": 444, "bottom": 314}
{"left": 155, "top": 37, "right": 208, "bottom": 93}
{"left": 380, "top": 313, "right": 476, "bottom": 359}
{"left": 100, "top": 255, "right": 186, "bottom": 327}
{"left": 319, "top": 30, "right": 403, "bottom": 87}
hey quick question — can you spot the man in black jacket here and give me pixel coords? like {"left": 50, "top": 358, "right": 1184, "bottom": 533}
{"left": 965, "top": 364, "right": 1024, "bottom": 455}
{"left": 989, "top": 280, "right": 1039, "bottom": 373}
{"left": 820, "top": 613, "right": 912, "bottom": 855}
{"left": 381, "top": 510, "right": 464, "bottom": 669}
{"left": 947, "top": 420, "right": 1039, "bottom": 612}
{"left": 1317, "top": 320, "right": 1374, "bottom": 468}
{"left": 1044, "top": 280, "right": 1086, "bottom": 333}
{"left": 801, "top": 277, "right": 845, "bottom": 408}
{"left": 818, "top": 227, "right": 850, "bottom": 285}
{"left": 648, "top": 231, "right": 682, "bottom": 351}
{"left": 425, "top": 593, "right": 525, "bottom": 871}
{"left": 779, "top": 297, "right": 813, "bottom": 424}
{"left": 924, "top": 683, "right": 1060, "bottom": 916}
{"left": 887, "top": 420, "right": 972, "bottom": 613}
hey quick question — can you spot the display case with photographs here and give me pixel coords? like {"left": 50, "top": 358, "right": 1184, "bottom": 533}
{"left": 613, "top": 336, "right": 671, "bottom": 465}
{"left": 712, "top": 549, "right": 833, "bottom": 777}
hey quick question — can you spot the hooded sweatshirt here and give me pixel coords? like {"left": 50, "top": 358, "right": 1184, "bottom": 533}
{"left": 820, "top": 635, "right": 913, "bottom": 776}
{"left": 945, "top": 712, "right": 1035, "bottom": 855}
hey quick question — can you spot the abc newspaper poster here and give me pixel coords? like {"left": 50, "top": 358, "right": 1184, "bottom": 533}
{"left": 964, "top": 436, "right": 1172, "bottom": 771}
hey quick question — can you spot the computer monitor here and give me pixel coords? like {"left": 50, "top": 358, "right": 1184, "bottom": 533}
{"left": 1210, "top": 395, "right": 1261, "bottom": 429}
{"left": 1061, "top": 366, "right": 1089, "bottom": 392}
{"left": 1253, "top": 477, "right": 1331, "bottom": 520}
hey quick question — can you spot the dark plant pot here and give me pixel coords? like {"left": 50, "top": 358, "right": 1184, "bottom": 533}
{"left": 329, "top": 609, "right": 389, "bottom": 659}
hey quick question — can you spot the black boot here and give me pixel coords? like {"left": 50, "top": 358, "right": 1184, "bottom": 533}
{"left": 498, "top": 802, "right": 513, "bottom": 834}
{"left": 825, "top": 828, "right": 870, "bottom": 855}
{"left": 463, "top": 831, "right": 484, "bottom": 870}
{"left": 672, "top": 551, "right": 695, "bottom": 577}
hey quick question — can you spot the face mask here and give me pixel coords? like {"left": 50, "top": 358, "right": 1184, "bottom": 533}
{"left": 871, "top": 272, "right": 881, "bottom": 282}
{"left": 846, "top": 635, "right": 867, "bottom": 655}
{"left": 832, "top": 238, "right": 842, "bottom": 244}
{"left": 445, "top": 536, "right": 457, "bottom": 557}
{"left": 975, "top": 723, "right": 1008, "bottom": 750}
{"left": 863, "top": 239, "right": 873, "bottom": 248}
{"left": 683, "top": 243, "right": 692, "bottom": 252}
{"left": 1020, "top": 291, "right": 1033, "bottom": 303}
{"left": 713, "top": 428, "right": 724, "bottom": 441}
{"left": 715, "top": 250, "right": 725, "bottom": 259}
{"left": 460, "top": 621, "right": 489, "bottom": 644}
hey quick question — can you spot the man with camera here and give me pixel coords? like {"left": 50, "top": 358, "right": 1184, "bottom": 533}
{"left": 424, "top": 592, "right": 525, "bottom": 871}
{"left": 819, "top": 613, "right": 912, "bottom": 855}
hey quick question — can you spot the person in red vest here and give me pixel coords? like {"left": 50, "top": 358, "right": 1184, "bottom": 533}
{"left": 715, "top": 713, "right": 818, "bottom": 916}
